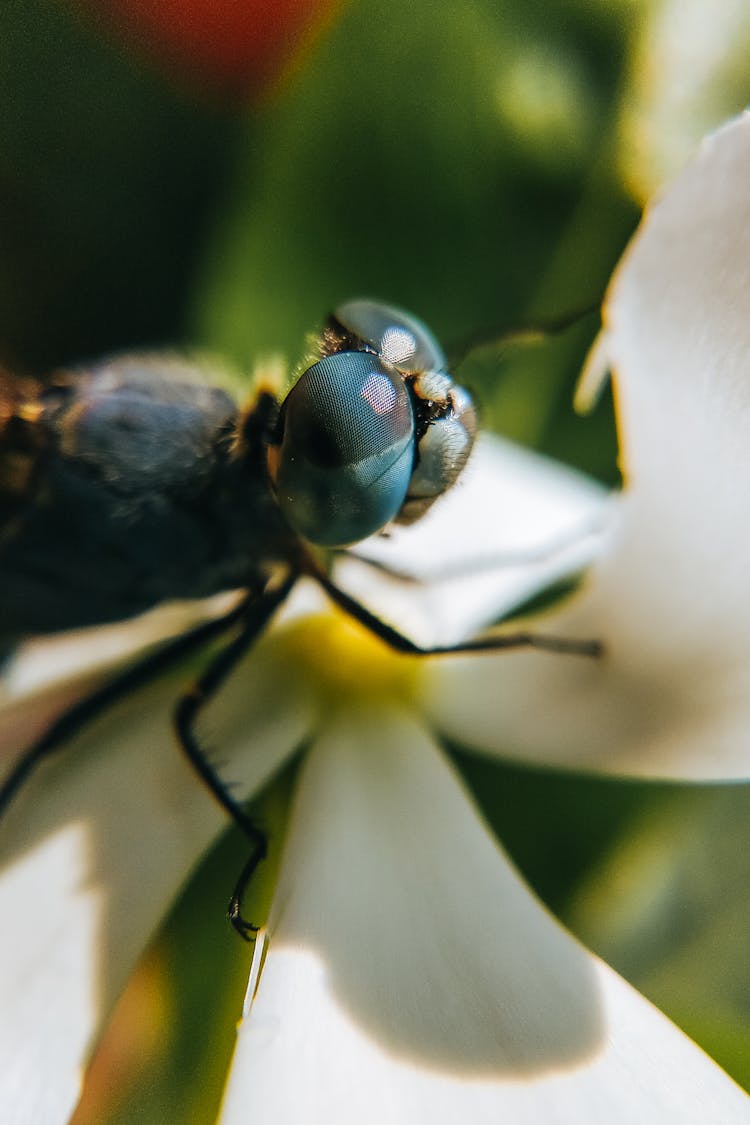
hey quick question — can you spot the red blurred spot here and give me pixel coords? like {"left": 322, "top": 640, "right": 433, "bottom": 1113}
{"left": 75, "top": 0, "right": 344, "bottom": 102}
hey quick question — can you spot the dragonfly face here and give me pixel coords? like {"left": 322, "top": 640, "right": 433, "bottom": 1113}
{"left": 270, "top": 300, "right": 477, "bottom": 546}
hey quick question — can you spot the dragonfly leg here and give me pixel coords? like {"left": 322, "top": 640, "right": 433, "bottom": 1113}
{"left": 313, "top": 569, "right": 603, "bottom": 660}
{"left": 0, "top": 597, "right": 252, "bottom": 819}
{"left": 174, "top": 574, "right": 296, "bottom": 941}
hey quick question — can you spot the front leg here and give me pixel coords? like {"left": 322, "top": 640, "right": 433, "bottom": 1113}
{"left": 173, "top": 574, "right": 296, "bottom": 939}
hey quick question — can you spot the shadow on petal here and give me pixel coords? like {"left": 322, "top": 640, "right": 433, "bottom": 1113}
{"left": 265, "top": 705, "right": 604, "bottom": 1076}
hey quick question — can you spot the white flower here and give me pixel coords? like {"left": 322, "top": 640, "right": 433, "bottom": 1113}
{"left": 2, "top": 113, "right": 750, "bottom": 1123}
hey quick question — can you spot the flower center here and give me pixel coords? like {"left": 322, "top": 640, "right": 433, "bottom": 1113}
{"left": 272, "top": 608, "right": 420, "bottom": 709}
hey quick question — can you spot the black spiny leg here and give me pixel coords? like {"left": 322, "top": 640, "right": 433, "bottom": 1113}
{"left": 313, "top": 568, "right": 603, "bottom": 660}
{"left": 0, "top": 597, "right": 252, "bottom": 820}
{"left": 174, "top": 574, "right": 296, "bottom": 940}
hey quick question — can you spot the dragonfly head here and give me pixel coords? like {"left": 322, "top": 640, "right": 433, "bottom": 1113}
{"left": 267, "top": 300, "right": 477, "bottom": 548}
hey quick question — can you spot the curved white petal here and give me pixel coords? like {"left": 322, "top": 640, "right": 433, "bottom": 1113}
{"left": 219, "top": 707, "right": 746, "bottom": 1123}
{"left": 605, "top": 112, "right": 750, "bottom": 663}
{"left": 335, "top": 434, "right": 608, "bottom": 649}
{"left": 426, "top": 114, "right": 750, "bottom": 780}
{"left": 0, "top": 637, "right": 314, "bottom": 1125}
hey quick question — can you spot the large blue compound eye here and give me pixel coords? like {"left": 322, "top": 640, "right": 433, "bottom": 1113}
{"left": 274, "top": 351, "right": 416, "bottom": 547}
{"left": 333, "top": 299, "right": 446, "bottom": 374}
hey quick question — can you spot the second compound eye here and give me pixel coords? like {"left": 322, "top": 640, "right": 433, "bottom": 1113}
{"left": 332, "top": 299, "right": 446, "bottom": 373}
{"left": 273, "top": 351, "right": 415, "bottom": 547}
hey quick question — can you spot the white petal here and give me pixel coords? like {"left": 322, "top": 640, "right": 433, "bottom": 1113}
{"left": 427, "top": 114, "right": 750, "bottom": 780}
{"left": 219, "top": 707, "right": 746, "bottom": 1123}
{"left": 0, "top": 636, "right": 314, "bottom": 1125}
{"left": 423, "top": 611, "right": 750, "bottom": 780}
{"left": 335, "top": 434, "right": 608, "bottom": 648}
{"left": 604, "top": 112, "right": 750, "bottom": 662}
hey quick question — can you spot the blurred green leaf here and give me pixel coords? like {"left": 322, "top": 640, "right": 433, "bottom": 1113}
{"left": 192, "top": 0, "right": 632, "bottom": 360}
{"left": 0, "top": 0, "right": 239, "bottom": 370}
{"left": 568, "top": 786, "right": 750, "bottom": 1089}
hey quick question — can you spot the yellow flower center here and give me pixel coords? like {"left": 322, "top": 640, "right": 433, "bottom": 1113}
{"left": 271, "top": 608, "right": 421, "bottom": 709}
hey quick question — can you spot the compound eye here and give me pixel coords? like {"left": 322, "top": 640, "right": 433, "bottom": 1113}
{"left": 333, "top": 300, "right": 446, "bottom": 373}
{"left": 274, "top": 351, "right": 415, "bottom": 546}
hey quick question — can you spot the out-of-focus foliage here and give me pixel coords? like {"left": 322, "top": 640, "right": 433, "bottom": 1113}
{"left": 73, "top": 0, "right": 343, "bottom": 101}
{"left": 192, "top": 0, "right": 636, "bottom": 480}
{"left": 568, "top": 786, "right": 750, "bottom": 1090}
{"left": 0, "top": 0, "right": 234, "bottom": 371}
{"left": 3, "top": 1, "right": 750, "bottom": 1121}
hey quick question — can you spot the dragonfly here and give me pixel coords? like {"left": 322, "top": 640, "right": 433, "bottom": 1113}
{"left": 0, "top": 299, "right": 600, "bottom": 937}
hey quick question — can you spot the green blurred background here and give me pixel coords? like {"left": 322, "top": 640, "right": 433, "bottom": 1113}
{"left": 3, "top": 0, "right": 750, "bottom": 1119}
